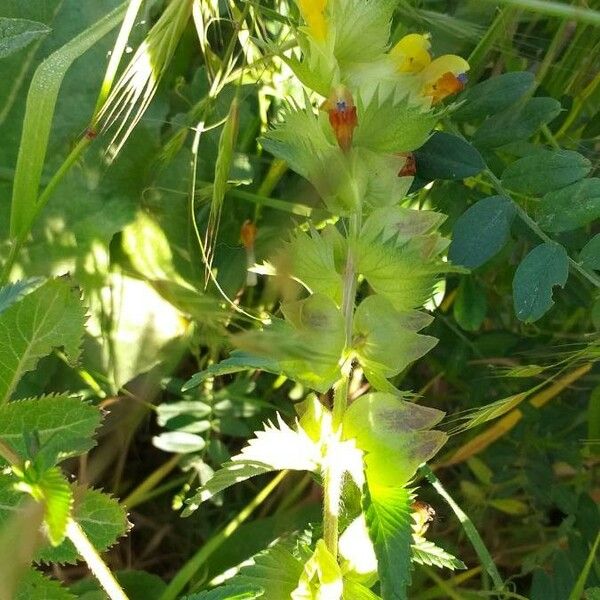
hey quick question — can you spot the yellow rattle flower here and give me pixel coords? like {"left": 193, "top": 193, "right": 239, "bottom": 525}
{"left": 421, "top": 54, "right": 470, "bottom": 104}
{"left": 298, "top": 0, "right": 328, "bottom": 42}
{"left": 390, "top": 33, "right": 432, "bottom": 74}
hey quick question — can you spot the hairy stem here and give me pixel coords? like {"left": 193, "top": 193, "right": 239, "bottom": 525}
{"left": 66, "top": 519, "right": 129, "bottom": 600}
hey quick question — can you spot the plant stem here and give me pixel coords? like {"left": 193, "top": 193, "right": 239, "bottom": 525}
{"left": 66, "top": 519, "right": 129, "bottom": 600}
{"left": 420, "top": 465, "right": 505, "bottom": 592}
{"left": 478, "top": 0, "right": 600, "bottom": 26}
{"left": 159, "top": 470, "right": 287, "bottom": 600}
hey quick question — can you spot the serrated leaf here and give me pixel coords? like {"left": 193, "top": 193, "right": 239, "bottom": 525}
{"left": 453, "top": 71, "right": 535, "bottom": 121}
{"left": 14, "top": 569, "right": 76, "bottom": 600}
{"left": 0, "top": 278, "right": 44, "bottom": 314}
{"left": 411, "top": 538, "right": 466, "bottom": 571}
{"left": 35, "top": 467, "right": 73, "bottom": 546}
{"left": 354, "top": 295, "right": 437, "bottom": 383}
{"left": 0, "top": 396, "right": 101, "bottom": 468}
{"left": 538, "top": 178, "right": 600, "bottom": 233}
{"left": 580, "top": 235, "right": 600, "bottom": 272}
{"left": 69, "top": 569, "right": 168, "bottom": 600}
{"left": 0, "top": 278, "right": 87, "bottom": 403}
{"left": 513, "top": 242, "right": 569, "bottom": 322}
{"left": 448, "top": 196, "right": 515, "bottom": 269}
{"left": 36, "top": 488, "right": 128, "bottom": 564}
{"left": 354, "top": 91, "right": 438, "bottom": 154}
{"left": 364, "top": 485, "right": 413, "bottom": 599}
{"left": 0, "top": 18, "right": 51, "bottom": 59}
{"left": 287, "top": 229, "right": 343, "bottom": 302}
{"left": 501, "top": 150, "right": 591, "bottom": 195}
{"left": 183, "top": 585, "right": 264, "bottom": 599}
{"left": 184, "top": 416, "right": 320, "bottom": 513}
{"left": 473, "top": 97, "right": 562, "bottom": 149}
{"left": 343, "top": 393, "right": 446, "bottom": 488}
{"left": 413, "top": 132, "right": 485, "bottom": 181}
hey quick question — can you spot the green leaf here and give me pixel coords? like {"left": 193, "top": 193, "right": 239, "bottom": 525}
{"left": 364, "top": 485, "right": 413, "bottom": 599}
{"left": 538, "top": 178, "right": 600, "bottom": 233}
{"left": 0, "top": 395, "right": 101, "bottom": 468}
{"left": 152, "top": 432, "right": 206, "bottom": 454}
{"left": 184, "top": 416, "right": 320, "bottom": 513}
{"left": 448, "top": 196, "right": 515, "bottom": 269}
{"left": 413, "top": 132, "right": 485, "bottom": 181}
{"left": 0, "top": 277, "right": 87, "bottom": 403}
{"left": 36, "top": 467, "right": 72, "bottom": 546}
{"left": 343, "top": 393, "right": 446, "bottom": 488}
{"left": 182, "top": 352, "right": 281, "bottom": 392}
{"left": 183, "top": 585, "right": 264, "bottom": 599}
{"left": 37, "top": 487, "right": 128, "bottom": 564}
{"left": 287, "top": 228, "right": 343, "bottom": 302}
{"left": 473, "top": 97, "right": 562, "bottom": 149}
{"left": 343, "top": 580, "right": 381, "bottom": 600}
{"left": 411, "top": 538, "right": 466, "bottom": 571}
{"left": 69, "top": 570, "right": 168, "bottom": 600}
{"left": 9, "top": 4, "right": 127, "bottom": 238}
{"left": 0, "top": 278, "right": 44, "bottom": 314}
{"left": 453, "top": 277, "right": 487, "bottom": 331}
{"left": 453, "top": 71, "right": 535, "bottom": 121}
{"left": 501, "top": 150, "right": 591, "bottom": 195}
{"left": 14, "top": 569, "right": 75, "bottom": 600}
{"left": 512, "top": 242, "right": 569, "bottom": 323}
{"left": 354, "top": 91, "right": 438, "bottom": 154}
{"left": 353, "top": 295, "right": 437, "bottom": 381}
{"left": 580, "top": 235, "right": 600, "bottom": 272}
{"left": 293, "top": 538, "right": 343, "bottom": 599}
{"left": 588, "top": 385, "right": 600, "bottom": 456}
{"left": 0, "top": 18, "right": 50, "bottom": 59}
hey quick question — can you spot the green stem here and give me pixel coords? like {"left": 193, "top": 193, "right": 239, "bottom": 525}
{"left": 66, "top": 519, "right": 129, "bottom": 600}
{"left": 478, "top": 0, "right": 600, "bottom": 26}
{"left": 420, "top": 465, "right": 505, "bottom": 592}
{"left": 159, "top": 470, "right": 287, "bottom": 600}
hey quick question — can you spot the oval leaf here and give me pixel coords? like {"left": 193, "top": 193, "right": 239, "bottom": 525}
{"left": 414, "top": 132, "right": 485, "bottom": 181}
{"left": 449, "top": 196, "right": 516, "bottom": 269}
{"left": 512, "top": 243, "right": 569, "bottom": 322}
{"left": 502, "top": 150, "right": 591, "bottom": 195}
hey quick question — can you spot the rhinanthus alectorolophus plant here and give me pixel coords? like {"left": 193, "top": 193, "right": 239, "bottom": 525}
{"left": 182, "top": 0, "right": 474, "bottom": 597}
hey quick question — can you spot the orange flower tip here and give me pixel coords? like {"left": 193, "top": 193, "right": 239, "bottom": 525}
{"left": 398, "top": 152, "right": 416, "bottom": 177}
{"left": 240, "top": 220, "right": 257, "bottom": 249}
{"left": 425, "top": 71, "right": 467, "bottom": 104}
{"left": 324, "top": 87, "right": 358, "bottom": 152}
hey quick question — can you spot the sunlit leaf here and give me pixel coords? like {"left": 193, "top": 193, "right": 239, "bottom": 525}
{"left": 293, "top": 539, "right": 343, "bottom": 599}
{"left": 0, "top": 18, "right": 50, "bottom": 59}
{"left": 411, "top": 538, "right": 466, "bottom": 570}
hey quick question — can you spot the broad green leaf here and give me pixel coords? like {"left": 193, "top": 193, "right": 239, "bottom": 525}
{"left": 37, "top": 487, "right": 128, "bottom": 564}
{"left": 9, "top": 3, "right": 127, "bottom": 238}
{"left": 354, "top": 295, "right": 437, "bottom": 381}
{"left": 152, "top": 431, "right": 206, "bottom": 454}
{"left": 413, "top": 132, "right": 485, "bottom": 181}
{"left": 182, "top": 352, "right": 281, "bottom": 391}
{"left": 233, "top": 536, "right": 312, "bottom": 600}
{"left": 184, "top": 416, "right": 320, "bottom": 513}
{"left": 0, "top": 395, "right": 101, "bottom": 468}
{"left": 0, "top": 278, "right": 43, "bottom": 314}
{"left": 286, "top": 229, "right": 343, "bottom": 302}
{"left": 411, "top": 538, "right": 466, "bottom": 571}
{"left": 453, "top": 71, "right": 535, "bottom": 121}
{"left": 538, "top": 178, "right": 600, "bottom": 233}
{"left": 453, "top": 277, "right": 487, "bottom": 331}
{"left": 343, "top": 393, "right": 446, "bottom": 487}
{"left": 473, "top": 97, "right": 562, "bottom": 149}
{"left": 501, "top": 150, "right": 591, "bottom": 195}
{"left": 580, "top": 235, "right": 600, "bottom": 272}
{"left": 183, "top": 586, "right": 264, "bottom": 599}
{"left": 293, "top": 539, "right": 343, "bottom": 599}
{"left": 513, "top": 242, "right": 569, "bottom": 322}
{"left": 364, "top": 485, "right": 413, "bottom": 599}
{"left": 0, "top": 278, "right": 87, "bottom": 403}
{"left": 0, "top": 18, "right": 50, "bottom": 59}
{"left": 448, "top": 196, "right": 515, "bottom": 269}
{"left": 354, "top": 91, "right": 438, "bottom": 154}
{"left": 14, "top": 569, "right": 75, "bottom": 600}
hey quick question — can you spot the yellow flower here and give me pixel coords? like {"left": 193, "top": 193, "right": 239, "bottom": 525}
{"left": 390, "top": 33, "right": 432, "bottom": 73}
{"left": 298, "top": 0, "right": 328, "bottom": 42}
{"left": 420, "top": 55, "right": 470, "bottom": 104}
